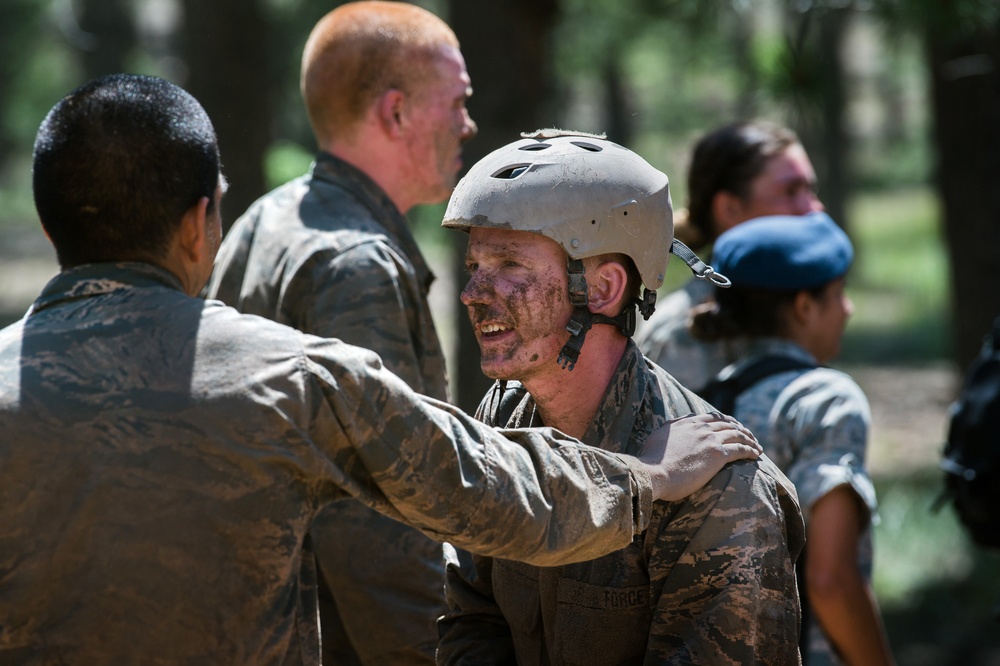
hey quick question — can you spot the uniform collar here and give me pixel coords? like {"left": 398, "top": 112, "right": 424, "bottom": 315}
{"left": 580, "top": 339, "right": 649, "bottom": 456}
{"left": 28, "top": 262, "right": 184, "bottom": 316}
{"left": 745, "top": 337, "right": 818, "bottom": 366}
{"left": 312, "top": 152, "right": 436, "bottom": 294}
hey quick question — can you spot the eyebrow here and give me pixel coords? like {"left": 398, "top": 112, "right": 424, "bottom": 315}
{"left": 467, "top": 242, "right": 531, "bottom": 266}
{"left": 774, "top": 173, "right": 815, "bottom": 186}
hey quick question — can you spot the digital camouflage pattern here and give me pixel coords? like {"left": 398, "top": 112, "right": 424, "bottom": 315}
{"left": 635, "top": 278, "right": 750, "bottom": 392}
{"left": 206, "top": 151, "right": 449, "bottom": 399}
{"left": 205, "top": 152, "right": 449, "bottom": 664}
{"left": 0, "top": 263, "right": 656, "bottom": 665}
{"left": 725, "top": 338, "right": 878, "bottom": 666}
{"left": 439, "top": 341, "right": 806, "bottom": 665}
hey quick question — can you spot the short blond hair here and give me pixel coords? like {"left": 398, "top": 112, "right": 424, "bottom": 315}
{"left": 301, "top": 1, "right": 459, "bottom": 144}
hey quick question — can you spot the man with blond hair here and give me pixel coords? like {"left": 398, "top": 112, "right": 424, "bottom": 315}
{"left": 205, "top": 2, "right": 477, "bottom": 662}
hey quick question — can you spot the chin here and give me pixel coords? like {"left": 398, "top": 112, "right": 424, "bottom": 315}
{"left": 479, "top": 363, "right": 507, "bottom": 381}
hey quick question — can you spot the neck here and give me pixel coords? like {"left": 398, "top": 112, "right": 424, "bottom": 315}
{"left": 322, "top": 134, "right": 414, "bottom": 214}
{"left": 522, "top": 326, "right": 628, "bottom": 440}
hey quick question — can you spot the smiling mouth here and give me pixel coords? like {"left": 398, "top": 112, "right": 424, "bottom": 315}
{"left": 479, "top": 323, "right": 510, "bottom": 336}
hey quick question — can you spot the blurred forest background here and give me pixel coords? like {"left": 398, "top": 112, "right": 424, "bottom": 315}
{"left": 1, "top": 0, "right": 999, "bottom": 663}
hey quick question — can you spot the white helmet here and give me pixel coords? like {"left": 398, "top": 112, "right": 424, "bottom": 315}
{"left": 444, "top": 130, "right": 674, "bottom": 292}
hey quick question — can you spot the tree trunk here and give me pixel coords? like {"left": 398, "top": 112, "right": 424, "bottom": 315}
{"left": 0, "top": 1, "right": 47, "bottom": 173}
{"left": 603, "top": 50, "right": 633, "bottom": 146}
{"left": 814, "top": 9, "right": 850, "bottom": 230}
{"left": 181, "top": 0, "right": 272, "bottom": 231}
{"left": 78, "top": 0, "right": 136, "bottom": 80}
{"left": 447, "top": 0, "right": 560, "bottom": 413}
{"left": 785, "top": 7, "right": 852, "bottom": 230}
{"left": 926, "top": 19, "right": 1000, "bottom": 370}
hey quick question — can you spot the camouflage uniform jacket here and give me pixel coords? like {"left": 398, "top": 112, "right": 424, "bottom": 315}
{"left": 725, "top": 338, "right": 879, "bottom": 666}
{"left": 0, "top": 263, "right": 657, "bottom": 666}
{"left": 438, "top": 341, "right": 805, "bottom": 665}
{"left": 635, "top": 278, "right": 749, "bottom": 392}
{"left": 204, "top": 152, "right": 449, "bottom": 663}
{"left": 205, "top": 151, "right": 448, "bottom": 400}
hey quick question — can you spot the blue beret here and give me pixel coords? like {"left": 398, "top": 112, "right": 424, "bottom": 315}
{"left": 713, "top": 212, "right": 854, "bottom": 290}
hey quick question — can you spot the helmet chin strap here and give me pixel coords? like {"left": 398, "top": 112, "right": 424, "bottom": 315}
{"left": 671, "top": 239, "right": 732, "bottom": 287}
{"left": 556, "top": 241, "right": 729, "bottom": 371}
{"left": 556, "top": 259, "right": 643, "bottom": 371}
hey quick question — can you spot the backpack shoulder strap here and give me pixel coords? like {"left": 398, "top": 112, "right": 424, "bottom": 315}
{"left": 698, "top": 355, "right": 817, "bottom": 414}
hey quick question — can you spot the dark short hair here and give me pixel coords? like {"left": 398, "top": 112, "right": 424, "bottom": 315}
{"left": 685, "top": 120, "right": 799, "bottom": 248}
{"left": 32, "top": 73, "right": 221, "bottom": 268}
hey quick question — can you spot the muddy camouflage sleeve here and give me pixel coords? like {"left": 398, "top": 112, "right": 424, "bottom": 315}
{"left": 205, "top": 165, "right": 452, "bottom": 663}
{"left": 301, "top": 335, "right": 654, "bottom": 564}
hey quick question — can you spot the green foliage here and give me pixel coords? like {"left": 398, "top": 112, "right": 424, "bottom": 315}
{"left": 841, "top": 187, "right": 951, "bottom": 362}
{"left": 264, "top": 140, "right": 314, "bottom": 190}
{"left": 872, "top": 473, "right": 1000, "bottom": 663}
{"left": 869, "top": 0, "right": 1000, "bottom": 41}
{"left": 409, "top": 202, "right": 452, "bottom": 255}
{"left": 554, "top": 0, "right": 763, "bottom": 134}
{"left": 0, "top": 167, "right": 37, "bottom": 231}
{"left": 3, "top": 25, "right": 79, "bottom": 150}
{"left": 873, "top": 472, "right": 974, "bottom": 606}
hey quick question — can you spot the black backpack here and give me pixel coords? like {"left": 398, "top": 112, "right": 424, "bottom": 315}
{"left": 697, "top": 355, "right": 817, "bottom": 415}
{"left": 940, "top": 316, "right": 1000, "bottom": 549}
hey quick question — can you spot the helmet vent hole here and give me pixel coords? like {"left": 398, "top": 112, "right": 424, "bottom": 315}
{"left": 519, "top": 144, "right": 550, "bottom": 152}
{"left": 570, "top": 141, "right": 603, "bottom": 152}
{"left": 492, "top": 165, "right": 530, "bottom": 179}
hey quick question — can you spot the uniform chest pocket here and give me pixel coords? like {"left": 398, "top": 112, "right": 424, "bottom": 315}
{"left": 555, "top": 578, "right": 652, "bottom": 665}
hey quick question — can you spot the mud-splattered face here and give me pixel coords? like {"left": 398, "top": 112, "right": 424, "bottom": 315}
{"left": 461, "top": 227, "right": 575, "bottom": 383}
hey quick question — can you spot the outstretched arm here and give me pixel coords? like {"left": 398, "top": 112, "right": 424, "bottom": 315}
{"left": 304, "top": 340, "right": 761, "bottom": 566}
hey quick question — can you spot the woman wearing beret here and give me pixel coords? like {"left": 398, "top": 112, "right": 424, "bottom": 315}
{"left": 690, "top": 212, "right": 896, "bottom": 666}
{"left": 635, "top": 120, "right": 824, "bottom": 392}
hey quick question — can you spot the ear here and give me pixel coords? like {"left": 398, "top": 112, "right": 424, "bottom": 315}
{"left": 586, "top": 261, "right": 629, "bottom": 316}
{"left": 710, "top": 190, "right": 746, "bottom": 237}
{"left": 789, "top": 289, "right": 814, "bottom": 326}
{"left": 178, "top": 196, "right": 211, "bottom": 266}
{"left": 376, "top": 88, "right": 407, "bottom": 139}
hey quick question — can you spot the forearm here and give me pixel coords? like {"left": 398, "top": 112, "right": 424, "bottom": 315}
{"left": 316, "top": 354, "right": 652, "bottom": 565}
{"left": 809, "top": 570, "right": 895, "bottom": 666}
{"left": 804, "top": 486, "right": 892, "bottom": 665}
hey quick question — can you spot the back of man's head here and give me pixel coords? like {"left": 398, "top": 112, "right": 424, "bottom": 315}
{"left": 301, "top": 0, "right": 459, "bottom": 146}
{"left": 32, "top": 73, "right": 220, "bottom": 269}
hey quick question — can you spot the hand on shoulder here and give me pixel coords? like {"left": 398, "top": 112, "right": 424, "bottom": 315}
{"left": 639, "top": 412, "right": 761, "bottom": 502}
